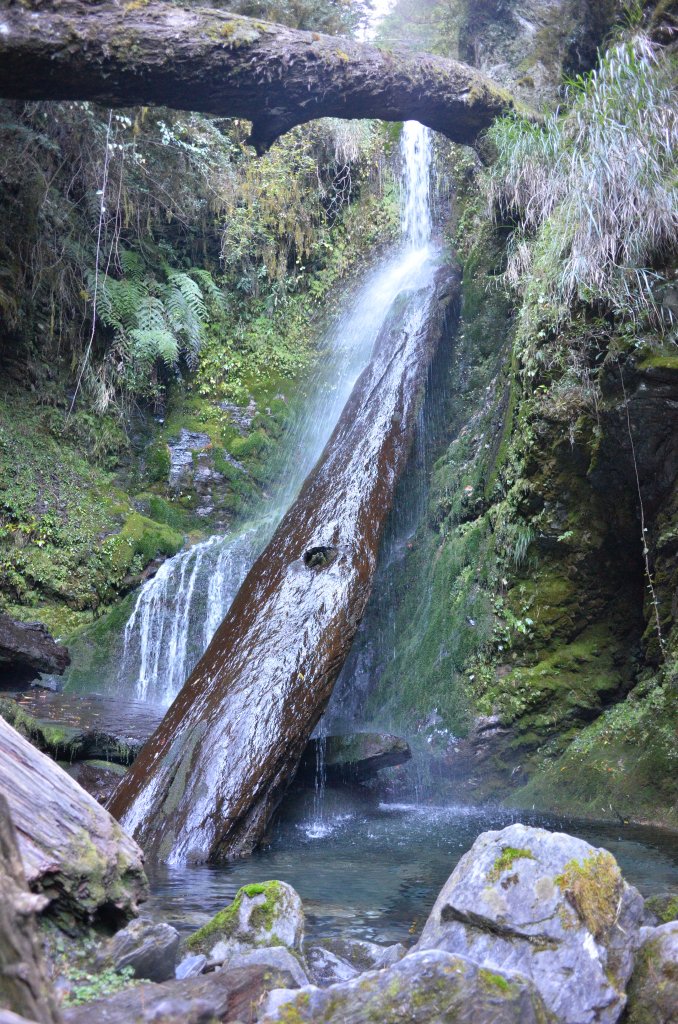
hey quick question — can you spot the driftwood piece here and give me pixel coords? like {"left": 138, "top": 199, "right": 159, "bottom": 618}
{"left": 0, "top": 1, "right": 514, "bottom": 153}
{"left": 0, "top": 716, "right": 147, "bottom": 927}
{"left": 0, "top": 794, "right": 62, "bottom": 1024}
{"left": 109, "top": 261, "right": 459, "bottom": 863}
{"left": 0, "top": 614, "right": 69, "bottom": 686}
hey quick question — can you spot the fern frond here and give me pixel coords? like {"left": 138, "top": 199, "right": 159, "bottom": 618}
{"left": 129, "top": 328, "right": 178, "bottom": 365}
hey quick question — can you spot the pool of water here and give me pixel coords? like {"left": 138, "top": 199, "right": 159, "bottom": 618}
{"left": 146, "top": 790, "right": 678, "bottom": 946}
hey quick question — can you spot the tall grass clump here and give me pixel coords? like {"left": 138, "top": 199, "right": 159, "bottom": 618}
{"left": 487, "top": 34, "right": 677, "bottom": 343}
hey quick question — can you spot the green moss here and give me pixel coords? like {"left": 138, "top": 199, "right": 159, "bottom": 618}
{"left": 106, "top": 512, "right": 183, "bottom": 574}
{"left": 644, "top": 893, "right": 678, "bottom": 924}
{"left": 508, "top": 680, "right": 678, "bottom": 828}
{"left": 555, "top": 851, "right": 622, "bottom": 939}
{"left": 488, "top": 846, "right": 535, "bottom": 883}
{"left": 478, "top": 968, "right": 513, "bottom": 993}
{"left": 0, "top": 698, "right": 81, "bottom": 758}
{"left": 636, "top": 352, "right": 678, "bottom": 372}
{"left": 185, "top": 880, "right": 286, "bottom": 954}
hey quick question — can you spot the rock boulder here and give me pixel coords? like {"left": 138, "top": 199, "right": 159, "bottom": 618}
{"left": 185, "top": 881, "right": 304, "bottom": 960}
{"left": 261, "top": 949, "right": 550, "bottom": 1023}
{"left": 96, "top": 918, "right": 180, "bottom": 982}
{"left": 625, "top": 921, "right": 678, "bottom": 1024}
{"left": 415, "top": 823, "right": 644, "bottom": 1024}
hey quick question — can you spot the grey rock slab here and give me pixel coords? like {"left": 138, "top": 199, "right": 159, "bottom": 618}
{"left": 320, "top": 935, "right": 406, "bottom": 971}
{"left": 175, "top": 953, "right": 207, "bottom": 979}
{"left": 415, "top": 823, "right": 645, "bottom": 1024}
{"left": 298, "top": 732, "right": 412, "bottom": 784}
{"left": 306, "top": 945, "right": 359, "bottom": 986}
{"left": 625, "top": 921, "right": 678, "bottom": 1024}
{"left": 220, "top": 946, "right": 309, "bottom": 988}
{"left": 96, "top": 918, "right": 180, "bottom": 982}
{"left": 260, "top": 948, "right": 551, "bottom": 1023}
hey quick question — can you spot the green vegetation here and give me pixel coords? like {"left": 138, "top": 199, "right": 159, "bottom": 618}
{"left": 43, "top": 923, "right": 138, "bottom": 1006}
{"left": 488, "top": 846, "right": 535, "bottom": 883}
{"left": 487, "top": 33, "right": 677, "bottom": 353}
{"left": 555, "top": 851, "right": 623, "bottom": 939}
{"left": 185, "top": 879, "right": 292, "bottom": 953}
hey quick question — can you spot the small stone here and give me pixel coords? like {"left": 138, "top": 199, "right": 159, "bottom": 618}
{"left": 306, "top": 946, "right": 358, "bottom": 986}
{"left": 319, "top": 936, "right": 406, "bottom": 972}
{"left": 175, "top": 953, "right": 207, "bottom": 979}
{"left": 223, "top": 947, "right": 309, "bottom": 988}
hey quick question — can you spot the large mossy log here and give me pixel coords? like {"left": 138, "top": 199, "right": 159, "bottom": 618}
{"left": 0, "top": 795, "right": 62, "bottom": 1024}
{"left": 109, "top": 260, "right": 460, "bottom": 863}
{"left": 0, "top": 715, "right": 148, "bottom": 927}
{"left": 0, "top": 1, "right": 513, "bottom": 153}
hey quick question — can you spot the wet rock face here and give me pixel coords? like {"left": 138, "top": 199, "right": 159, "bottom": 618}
{"left": 261, "top": 949, "right": 550, "bottom": 1023}
{"left": 454, "top": 0, "right": 619, "bottom": 106}
{"left": 297, "top": 732, "right": 411, "bottom": 785}
{"left": 415, "top": 823, "right": 644, "bottom": 1024}
{"left": 0, "top": 613, "right": 70, "bottom": 687}
{"left": 185, "top": 881, "right": 304, "bottom": 959}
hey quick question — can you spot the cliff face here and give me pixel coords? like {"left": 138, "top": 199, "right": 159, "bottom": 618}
{"left": 370, "top": 0, "right": 678, "bottom": 827}
{"left": 446, "top": 0, "right": 622, "bottom": 104}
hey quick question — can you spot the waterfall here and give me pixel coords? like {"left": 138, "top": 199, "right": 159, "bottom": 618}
{"left": 400, "top": 121, "right": 433, "bottom": 249}
{"left": 118, "top": 122, "right": 436, "bottom": 710}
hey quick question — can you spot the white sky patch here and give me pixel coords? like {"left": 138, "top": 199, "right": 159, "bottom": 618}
{"left": 359, "top": 0, "right": 397, "bottom": 41}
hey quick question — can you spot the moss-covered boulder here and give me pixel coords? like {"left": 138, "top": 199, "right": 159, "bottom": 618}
{"left": 625, "top": 921, "right": 678, "bottom": 1024}
{"left": 261, "top": 949, "right": 550, "bottom": 1023}
{"left": 415, "top": 824, "right": 645, "bottom": 1024}
{"left": 184, "top": 881, "right": 304, "bottom": 960}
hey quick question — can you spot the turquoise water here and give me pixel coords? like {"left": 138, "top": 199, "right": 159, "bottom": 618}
{"left": 146, "top": 791, "right": 678, "bottom": 945}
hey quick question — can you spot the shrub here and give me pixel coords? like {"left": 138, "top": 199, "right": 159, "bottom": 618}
{"left": 487, "top": 34, "right": 677, "bottom": 341}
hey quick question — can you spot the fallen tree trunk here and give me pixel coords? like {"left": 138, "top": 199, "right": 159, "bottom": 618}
{"left": 0, "top": 795, "right": 62, "bottom": 1024}
{"left": 0, "top": 1, "right": 513, "bottom": 153}
{"left": 109, "top": 259, "right": 460, "bottom": 863}
{"left": 0, "top": 715, "right": 148, "bottom": 927}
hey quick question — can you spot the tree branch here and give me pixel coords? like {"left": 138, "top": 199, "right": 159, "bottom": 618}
{"left": 0, "top": 0, "right": 514, "bottom": 151}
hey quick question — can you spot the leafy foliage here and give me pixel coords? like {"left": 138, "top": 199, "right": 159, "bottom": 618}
{"left": 486, "top": 34, "right": 677, "bottom": 343}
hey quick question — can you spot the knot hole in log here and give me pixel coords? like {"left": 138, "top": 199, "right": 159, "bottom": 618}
{"left": 304, "top": 546, "right": 338, "bottom": 570}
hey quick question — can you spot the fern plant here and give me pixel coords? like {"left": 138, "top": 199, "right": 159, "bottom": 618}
{"left": 95, "top": 249, "right": 220, "bottom": 387}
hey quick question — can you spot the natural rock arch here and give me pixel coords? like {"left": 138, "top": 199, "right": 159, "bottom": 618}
{"left": 0, "top": 1, "right": 514, "bottom": 152}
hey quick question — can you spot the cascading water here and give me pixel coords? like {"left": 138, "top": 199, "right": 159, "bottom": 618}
{"left": 299, "top": 120, "right": 438, "bottom": 837}
{"left": 118, "top": 121, "right": 437, "bottom": 709}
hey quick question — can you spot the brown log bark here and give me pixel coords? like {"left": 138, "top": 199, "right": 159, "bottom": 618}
{"left": 109, "top": 261, "right": 460, "bottom": 863}
{"left": 0, "top": 1, "right": 514, "bottom": 153}
{"left": 0, "top": 715, "right": 148, "bottom": 927}
{"left": 0, "top": 794, "right": 62, "bottom": 1024}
